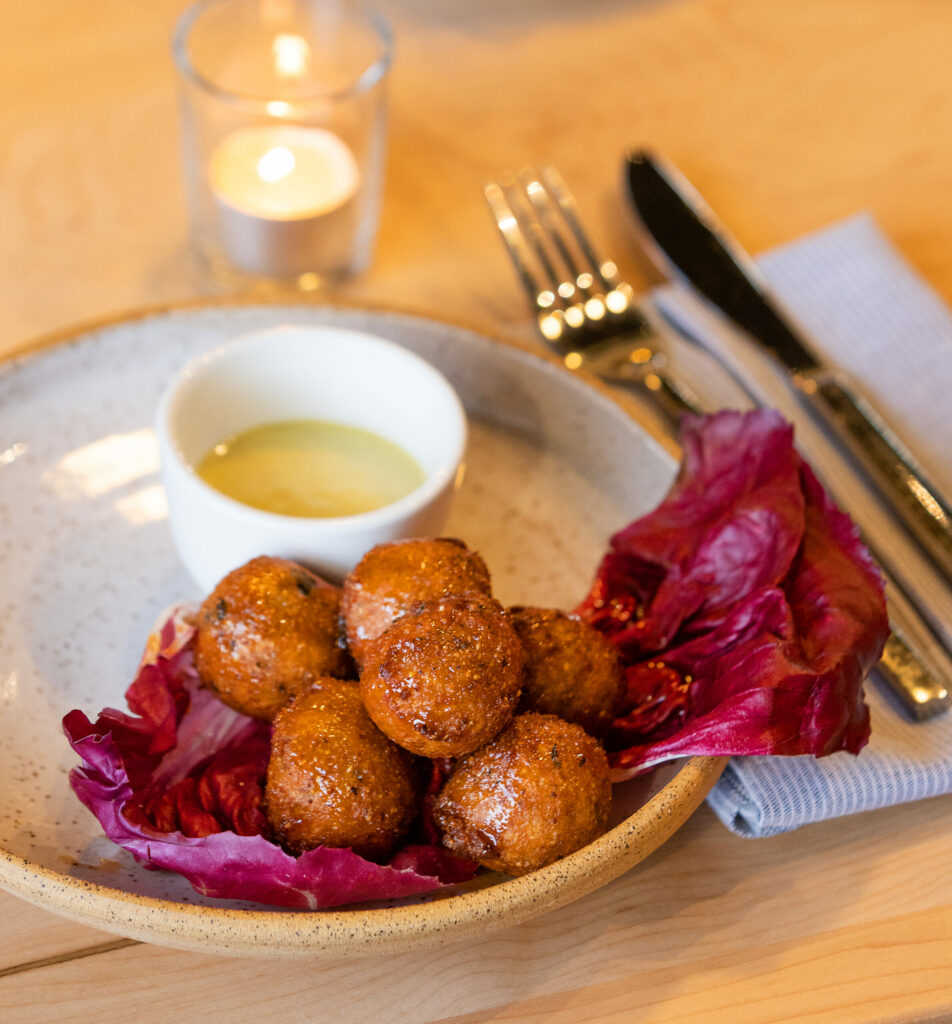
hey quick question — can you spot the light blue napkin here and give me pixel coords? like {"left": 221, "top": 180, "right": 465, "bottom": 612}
{"left": 651, "top": 215, "right": 952, "bottom": 837}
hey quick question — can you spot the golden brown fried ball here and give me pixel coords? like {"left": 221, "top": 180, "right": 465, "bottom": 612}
{"left": 340, "top": 538, "right": 493, "bottom": 668}
{"left": 194, "top": 555, "right": 352, "bottom": 721}
{"left": 265, "top": 677, "right": 421, "bottom": 860}
{"left": 432, "top": 713, "right": 612, "bottom": 876}
{"left": 360, "top": 595, "right": 524, "bottom": 758}
{"left": 508, "top": 606, "right": 625, "bottom": 737}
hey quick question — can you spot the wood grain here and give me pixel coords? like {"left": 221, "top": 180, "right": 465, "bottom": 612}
{"left": 435, "top": 905, "right": 952, "bottom": 1024}
{"left": 3, "top": 0, "right": 952, "bottom": 1020}
{"left": 0, "top": 891, "right": 132, "bottom": 974}
{"left": 7, "top": 0, "right": 952, "bottom": 351}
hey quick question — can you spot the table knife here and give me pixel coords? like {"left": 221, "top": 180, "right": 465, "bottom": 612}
{"left": 625, "top": 148, "right": 952, "bottom": 591}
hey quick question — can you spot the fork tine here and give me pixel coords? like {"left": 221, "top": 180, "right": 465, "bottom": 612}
{"left": 540, "top": 166, "right": 637, "bottom": 316}
{"left": 518, "top": 170, "right": 586, "bottom": 297}
{"left": 521, "top": 169, "right": 616, "bottom": 326}
{"left": 484, "top": 181, "right": 553, "bottom": 315}
{"left": 506, "top": 170, "right": 597, "bottom": 337}
{"left": 487, "top": 180, "right": 576, "bottom": 342}
{"left": 501, "top": 173, "right": 576, "bottom": 312}
{"left": 539, "top": 166, "right": 612, "bottom": 286}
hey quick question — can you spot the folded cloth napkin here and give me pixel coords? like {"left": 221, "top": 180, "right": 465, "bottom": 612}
{"left": 649, "top": 214, "right": 952, "bottom": 837}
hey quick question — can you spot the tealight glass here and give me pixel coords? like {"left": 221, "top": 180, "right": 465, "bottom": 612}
{"left": 172, "top": 0, "right": 392, "bottom": 288}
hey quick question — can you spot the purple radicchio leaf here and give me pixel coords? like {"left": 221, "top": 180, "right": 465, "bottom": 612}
{"left": 578, "top": 409, "right": 888, "bottom": 779}
{"left": 64, "top": 606, "right": 476, "bottom": 909}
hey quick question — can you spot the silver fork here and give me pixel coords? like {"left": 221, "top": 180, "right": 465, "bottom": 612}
{"left": 485, "top": 166, "right": 702, "bottom": 427}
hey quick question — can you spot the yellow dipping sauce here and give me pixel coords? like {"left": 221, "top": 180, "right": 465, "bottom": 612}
{"left": 196, "top": 419, "right": 426, "bottom": 518}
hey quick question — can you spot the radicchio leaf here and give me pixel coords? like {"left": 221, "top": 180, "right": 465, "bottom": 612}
{"left": 63, "top": 606, "right": 476, "bottom": 909}
{"left": 579, "top": 409, "right": 888, "bottom": 779}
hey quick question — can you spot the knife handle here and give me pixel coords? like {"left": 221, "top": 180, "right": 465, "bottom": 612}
{"left": 878, "top": 628, "right": 951, "bottom": 720}
{"left": 798, "top": 369, "right": 952, "bottom": 585}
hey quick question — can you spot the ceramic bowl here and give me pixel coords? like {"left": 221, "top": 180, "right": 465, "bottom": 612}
{"left": 155, "top": 324, "right": 467, "bottom": 590}
{"left": 0, "top": 302, "right": 724, "bottom": 960}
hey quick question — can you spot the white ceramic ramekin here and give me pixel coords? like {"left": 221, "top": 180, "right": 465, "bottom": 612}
{"left": 155, "top": 324, "right": 467, "bottom": 592}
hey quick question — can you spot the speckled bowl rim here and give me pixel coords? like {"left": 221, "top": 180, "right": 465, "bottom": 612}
{"left": 0, "top": 297, "right": 724, "bottom": 959}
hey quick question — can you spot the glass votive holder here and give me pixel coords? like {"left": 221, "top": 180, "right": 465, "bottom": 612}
{"left": 172, "top": 0, "right": 392, "bottom": 288}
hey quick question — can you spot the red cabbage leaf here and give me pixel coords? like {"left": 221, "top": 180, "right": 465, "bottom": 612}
{"left": 578, "top": 410, "right": 888, "bottom": 779}
{"left": 63, "top": 607, "right": 476, "bottom": 910}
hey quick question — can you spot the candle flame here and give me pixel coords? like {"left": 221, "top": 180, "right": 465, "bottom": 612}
{"left": 273, "top": 33, "right": 310, "bottom": 77}
{"left": 257, "top": 146, "right": 296, "bottom": 183}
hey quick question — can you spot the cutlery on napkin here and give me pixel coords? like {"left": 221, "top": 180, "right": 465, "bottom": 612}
{"left": 626, "top": 150, "right": 952, "bottom": 589}
{"left": 644, "top": 213, "right": 952, "bottom": 836}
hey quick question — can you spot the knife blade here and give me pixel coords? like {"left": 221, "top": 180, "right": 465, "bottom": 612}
{"left": 625, "top": 148, "right": 952, "bottom": 590}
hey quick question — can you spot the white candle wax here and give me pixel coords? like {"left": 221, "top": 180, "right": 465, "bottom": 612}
{"left": 209, "top": 125, "right": 361, "bottom": 278}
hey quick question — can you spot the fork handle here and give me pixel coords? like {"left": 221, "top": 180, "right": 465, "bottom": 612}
{"left": 609, "top": 364, "right": 705, "bottom": 428}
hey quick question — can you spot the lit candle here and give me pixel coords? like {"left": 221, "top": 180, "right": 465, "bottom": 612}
{"left": 209, "top": 124, "right": 361, "bottom": 278}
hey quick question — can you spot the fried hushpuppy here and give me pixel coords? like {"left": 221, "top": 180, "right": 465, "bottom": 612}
{"left": 194, "top": 555, "right": 351, "bottom": 721}
{"left": 360, "top": 595, "right": 524, "bottom": 758}
{"left": 340, "top": 538, "right": 493, "bottom": 667}
{"left": 432, "top": 713, "right": 612, "bottom": 876}
{"left": 508, "top": 606, "right": 625, "bottom": 737}
{"left": 266, "top": 677, "right": 421, "bottom": 860}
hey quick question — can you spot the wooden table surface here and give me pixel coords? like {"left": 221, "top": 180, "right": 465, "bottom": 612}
{"left": 3, "top": 1, "right": 952, "bottom": 1021}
